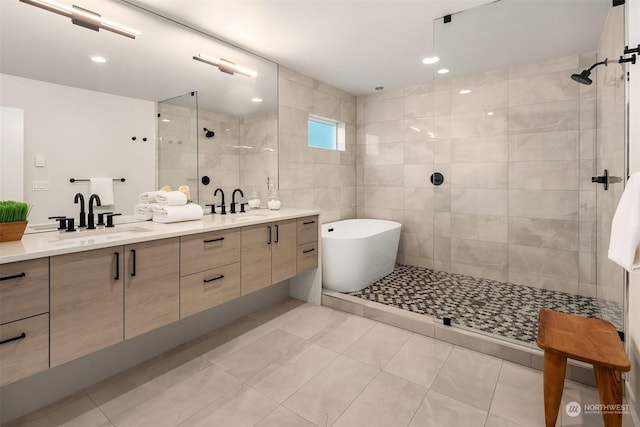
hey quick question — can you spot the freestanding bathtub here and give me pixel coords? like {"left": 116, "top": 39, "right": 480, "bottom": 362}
{"left": 322, "top": 219, "right": 402, "bottom": 293}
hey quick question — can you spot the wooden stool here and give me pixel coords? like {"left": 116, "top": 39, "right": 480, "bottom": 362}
{"left": 537, "top": 309, "right": 630, "bottom": 427}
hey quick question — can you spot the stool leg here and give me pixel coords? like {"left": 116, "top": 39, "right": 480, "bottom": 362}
{"left": 593, "top": 365, "right": 623, "bottom": 427}
{"left": 543, "top": 350, "right": 567, "bottom": 427}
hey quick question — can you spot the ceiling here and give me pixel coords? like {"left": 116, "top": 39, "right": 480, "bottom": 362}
{"left": 128, "top": 0, "right": 612, "bottom": 95}
{"left": 0, "top": 0, "right": 612, "bottom": 106}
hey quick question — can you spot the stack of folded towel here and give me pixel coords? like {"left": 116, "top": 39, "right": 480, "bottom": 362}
{"left": 151, "top": 188, "right": 203, "bottom": 224}
{"left": 134, "top": 192, "right": 159, "bottom": 220}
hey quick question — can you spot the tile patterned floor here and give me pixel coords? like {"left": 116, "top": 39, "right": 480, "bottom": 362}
{"left": 348, "top": 265, "right": 624, "bottom": 344}
{"left": 6, "top": 300, "right": 635, "bottom": 427}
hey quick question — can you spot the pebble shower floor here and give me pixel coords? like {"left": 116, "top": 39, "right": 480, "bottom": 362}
{"left": 348, "top": 264, "right": 623, "bottom": 343}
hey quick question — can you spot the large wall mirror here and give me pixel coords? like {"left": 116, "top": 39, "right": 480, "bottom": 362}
{"left": 0, "top": 0, "right": 278, "bottom": 226}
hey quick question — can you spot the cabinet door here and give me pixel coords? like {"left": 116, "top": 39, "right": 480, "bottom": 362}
{"left": 241, "top": 224, "right": 272, "bottom": 295}
{"left": 124, "top": 238, "right": 179, "bottom": 339}
{"left": 50, "top": 247, "right": 124, "bottom": 367}
{"left": 272, "top": 219, "right": 297, "bottom": 284}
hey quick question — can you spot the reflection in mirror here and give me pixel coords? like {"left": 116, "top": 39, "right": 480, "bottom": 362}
{"left": 0, "top": 0, "right": 278, "bottom": 227}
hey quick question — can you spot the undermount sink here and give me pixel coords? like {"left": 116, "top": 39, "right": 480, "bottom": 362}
{"left": 50, "top": 225, "right": 151, "bottom": 244}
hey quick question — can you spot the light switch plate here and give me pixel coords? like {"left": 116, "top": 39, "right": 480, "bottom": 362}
{"left": 34, "top": 154, "right": 45, "bottom": 167}
{"left": 32, "top": 180, "right": 50, "bottom": 191}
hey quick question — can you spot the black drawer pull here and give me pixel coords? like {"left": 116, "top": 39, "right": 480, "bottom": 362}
{"left": 275, "top": 225, "right": 279, "bottom": 243}
{"left": 204, "top": 237, "right": 225, "bottom": 243}
{"left": 0, "top": 332, "right": 26, "bottom": 345}
{"left": 303, "top": 220, "right": 316, "bottom": 225}
{"left": 114, "top": 252, "right": 120, "bottom": 281}
{"left": 203, "top": 274, "right": 224, "bottom": 283}
{"left": 0, "top": 272, "right": 26, "bottom": 281}
{"left": 267, "top": 225, "right": 272, "bottom": 245}
{"left": 302, "top": 248, "right": 316, "bottom": 254}
{"left": 131, "top": 249, "right": 137, "bottom": 277}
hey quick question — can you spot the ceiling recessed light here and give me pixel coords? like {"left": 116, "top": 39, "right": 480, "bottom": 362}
{"left": 437, "top": 68, "right": 449, "bottom": 74}
{"left": 162, "top": 119, "right": 171, "bottom": 122}
{"left": 90, "top": 56, "right": 107, "bottom": 63}
{"left": 459, "top": 89, "right": 472, "bottom": 95}
{"left": 251, "top": 97, "right": 263, "bottom": 103}
{"left": 487, "top": 112, "right": 495, "bottom": 116}
{"left": 422, "top": 56, "right": 440, "bottom": 64}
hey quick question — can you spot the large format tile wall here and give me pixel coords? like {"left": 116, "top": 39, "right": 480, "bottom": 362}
{"left": 356, "top": 53, "right": 600, "bottom": 297}
{"left": 278, "top": 67, "right": 357, "bottom": 222}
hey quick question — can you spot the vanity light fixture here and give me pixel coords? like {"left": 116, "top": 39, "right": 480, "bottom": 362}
{"left": 20, "top": 0, "right": 141, "bottom": 39}
{"left": 193, "top": 54, "right": 257, "bottom": 77}
{"left": 437, "top": 68, "right": 450, "bottom": 74}
{"left": 90, "top": 55, "right": 107, "bottom": 63}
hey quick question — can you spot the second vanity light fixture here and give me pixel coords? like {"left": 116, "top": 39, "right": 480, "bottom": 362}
{"left": 193, "top": 54, "right": 258, "bottom": 77}
{"left": 20, "top": 0, "right": 140, "bottom": 39}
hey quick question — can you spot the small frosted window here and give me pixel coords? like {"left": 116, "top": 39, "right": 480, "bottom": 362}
{"left": 308, "top": 118, "right": 337, "bottom": 150}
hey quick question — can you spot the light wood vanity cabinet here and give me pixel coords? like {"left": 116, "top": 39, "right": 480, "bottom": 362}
{"left": 297, "top": 216, "right": 319, "bottom": 274}
{"left": 0, "top": 258, "right": 50, "bottom": 386}
{"left": 124, "top": 238, "right": 179, "bottom": 339}
{"left": 241, "top": 219, "right": 297, "bottom": 295}
{"left": 50, "top": 247, "right": 124, "bottom": 367}
{"left": 180, "top": 229, "right": 241, "bottom": 317}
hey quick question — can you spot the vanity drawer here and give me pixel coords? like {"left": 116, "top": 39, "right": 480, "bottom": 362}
{"left": 297, "top": 216, "right": 319, "bottom": 245}
{"left": 297, "top": 242, "right": 318, "bottom": 274}
{"left": 0, "top": 258, "right": 49, "bottom": 325}
{"left": 180, "top": 262, "right": 241, "bottom": 318}
{"left": 0, "top": 313, "right": 49, "bottom": 386}
{"left": 180, "top": 229, "right": 241, "bottom": 275}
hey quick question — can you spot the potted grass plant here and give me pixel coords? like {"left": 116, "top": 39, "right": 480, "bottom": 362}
{"left": 0, "top": 201, "right": 30, "bottom": 242}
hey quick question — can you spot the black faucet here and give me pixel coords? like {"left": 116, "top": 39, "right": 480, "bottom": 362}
{"left": 214, "top": 188, "right": 226, "bottom": 215}
{"left": 87, "top": 194, "right": 102, "bottom": 229}
{"left": 74, "top": 193, "right": 86, "bottom": 228}
{"left": 230, "top": 189, "right": 244, "bottom": 214}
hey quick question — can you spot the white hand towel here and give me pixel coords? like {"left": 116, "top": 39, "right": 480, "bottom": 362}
{"left": 139, "top": 191, "right": 159, "bottom": 203}
{"left": 156, "top": 190, "right": 188, "bottom": 206}
{"left": 133, "top": 203, "right": 154, "bottom": 220}
{"left": 152, "top": 204, "right": 204, "bottom": 224}
{"left": 90, "top": 178, "right": 114, "bottom": 206}
{"left": 608, "top": 172, "right": 640, "bottom": 272}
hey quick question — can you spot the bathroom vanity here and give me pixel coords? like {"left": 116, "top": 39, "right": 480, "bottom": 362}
{"left": 0, "top": 209, "right": 320, "bottom": 387}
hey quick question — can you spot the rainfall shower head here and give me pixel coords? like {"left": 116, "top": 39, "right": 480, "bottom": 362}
{"left": 571, "top": 58, "right": 608, "bottom": 85}
{"left": 203, "top": 128, "right": 215, "bottom": 138}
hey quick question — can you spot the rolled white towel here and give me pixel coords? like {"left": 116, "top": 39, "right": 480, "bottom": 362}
{"left": 139, "top": 191, "right": 159, "bottom": 203}
{"left": 156, "top": 190, "right": 188, "bottom": 206}
{"left": 133, "top": 203, "right": 154, "bottom": 220}
{"left": 152, "top": 204, "right": 204, "bottom": 224}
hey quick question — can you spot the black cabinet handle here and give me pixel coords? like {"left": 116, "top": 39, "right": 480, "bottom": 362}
{"left": 204, "top": 237, "right": 225, "bottom": 243}
{"left": 275, "top": 225, "right": 279, "bottom": 243}
{"left": 303, "top": 220, "right": 316, "bottom": 225}
{"left": 114, "top": 252, "right": 120, "bottom": 280}
{"left": 303, "top": 248, "right": 316, "bottom": 254}
{"left": 0, "top": 272, "right": 26, "bottom": 281}
{"left": 267, "top": 225, "right": 272, "bottom": 245}
{"left": 0, "top": 332, "right": 26, "bottom": 345}
{"left": 131, "top": 249, "right": 136, "bottom": 277}
{"left": 203, "top": 274, "right": 224, "bottom": 283}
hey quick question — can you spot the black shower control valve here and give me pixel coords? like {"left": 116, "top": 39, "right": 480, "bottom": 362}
{"left": 131, "top": 136, "right": 136, "bottom": 141}
{"left": 205, "top": 204, "right": 216, "bottom": 214}
{"left": 591, "top": 169, "right": 609, "bottom": 191}
{"left": 201, "top": 176, "right": 210, "bottom": 185}
{"left": 430, "top": 172, "right": 444, "bottom": 186}
{"left": 106, "top": 213, "right": 121, "bottom": 228}
{"left": 143, "top": 137, "right": 147, "bottom": 142}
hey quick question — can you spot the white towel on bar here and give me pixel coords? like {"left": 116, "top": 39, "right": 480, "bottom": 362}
{"left": 138, "top": 191, "right": 159, "bottom": 203}
{"left": 133, "top": 203, "right": 154, "bottom": 221}
{"left": 156, "top": 190, "right": 188, "bottom": 206}
{"left": 90, "top": 178, "right": 114, "bottom": 205}
{"left": 152, "top": 204, "right": 203, "bottom": 224}
{"left": 608, "top": 172, "right": 640, "bottom": 273}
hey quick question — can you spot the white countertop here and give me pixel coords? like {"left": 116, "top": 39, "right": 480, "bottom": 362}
{"left": 0, "top": 208, "right": 320, "bottom": 264}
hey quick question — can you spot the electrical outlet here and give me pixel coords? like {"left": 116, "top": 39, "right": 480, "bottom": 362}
{"left": 32, "top": 180, "right": 50, "bottom": 191}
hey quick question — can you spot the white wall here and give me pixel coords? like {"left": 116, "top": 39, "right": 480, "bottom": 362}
{"left": 626, "top": 0, "right": 639, "bottom": 423}
{"left": 0, "top": 74, "right": 156, "bottom": 224}
{"left": 0, "top": 106, "right": 24, "bottom": 200}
